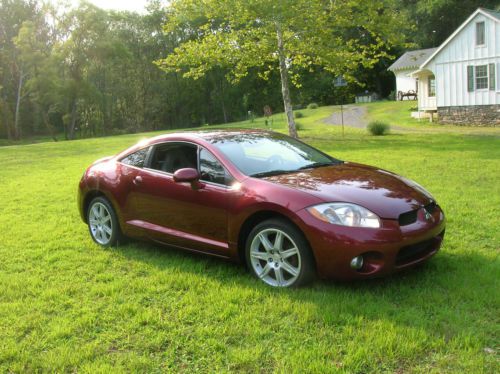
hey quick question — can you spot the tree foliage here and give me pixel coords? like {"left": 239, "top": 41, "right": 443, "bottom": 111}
{"left": 157, "top": 0, "right": 410, "bottom": 137}
{"left": 400, "top": 0, "right": 500, "bottom": 48}
{"left": 0, "top": 0, "right": 498, "bottom": 141}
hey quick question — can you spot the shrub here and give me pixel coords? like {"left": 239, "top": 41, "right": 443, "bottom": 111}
{"left": 307, "top": 103, "right": 318, "bottom": 109}
{"left": 367, "top": 121, "right": 390, "bottom": 136}
{"left": 388, "top": 90, "right": 396, "bottom": 101}
{"left": 295, "top": 122, "right": 303, "bottom": 131}
{"left": 295, "top": 111, "right": 304, "bottom": 118}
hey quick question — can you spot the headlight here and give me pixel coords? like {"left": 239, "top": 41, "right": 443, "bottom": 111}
{"left": 307, "top": 203, "right": 381, "bottom": 228}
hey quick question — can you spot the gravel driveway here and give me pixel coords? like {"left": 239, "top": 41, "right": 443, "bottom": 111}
{"left": 324, "top": 105, "right": 368, "bottom": 128}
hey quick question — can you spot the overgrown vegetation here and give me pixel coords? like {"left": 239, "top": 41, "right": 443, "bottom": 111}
{"left": 2, "top": 0, "right": 498, "bottom": 142}
{"left": 1, "top": 106, "right": 499, "bottom": 372}
{"left": 368, "top": 121, "right": 391, "bottom": 135}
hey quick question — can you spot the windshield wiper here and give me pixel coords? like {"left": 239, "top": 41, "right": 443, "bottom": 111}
{"left": 251, "top": 161, "right": 341, "bottom": 178}
{"left": 297, "top": 161, "right": 337, "bottom": 170}
{"left": 250, "top": 169, "right": 293, "bottom": 178}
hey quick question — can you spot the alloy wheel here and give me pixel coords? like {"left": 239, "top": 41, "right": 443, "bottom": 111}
{"left": 88, "top": 202, "right": 113, "bottom": 245}
{"left": 249, "top": 228, "right": 301, "bottom": 287}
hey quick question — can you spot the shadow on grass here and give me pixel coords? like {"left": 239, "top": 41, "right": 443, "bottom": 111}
{"left": 111, "top": 238, "right": 497, "bottom": 345}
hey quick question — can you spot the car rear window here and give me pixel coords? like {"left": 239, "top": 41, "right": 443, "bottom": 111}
{"left": 120, "top": 147, "right": 149, "bottom": 168}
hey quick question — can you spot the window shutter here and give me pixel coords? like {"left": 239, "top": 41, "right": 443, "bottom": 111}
{"left": 489, "top": 63, "right": 495, "bottom": 91}
{"left": 497, "top": 63, "right": 500, "bottom": 92}
{"left": 467, "top": 65, "right": 474, "bottom": 92}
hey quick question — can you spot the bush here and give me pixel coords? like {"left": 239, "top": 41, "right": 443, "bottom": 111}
{"left": 388, "top": 90, "right": 396, "bottom": 101}
{"left": 307, "top": 103, "right": 318, "bottom": 109}
{"left": 367, "top": 121, "right": 390, "bottom": 136}
{"left": 295, "top": 111, "right": 304, "bottom": 118}
{"left": 295, "top": 122, "right": 303, "bottom": 131}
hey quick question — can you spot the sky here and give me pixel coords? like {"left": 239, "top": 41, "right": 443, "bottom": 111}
{"left": 48, "top": 0, "right": 164, "bottom": 13}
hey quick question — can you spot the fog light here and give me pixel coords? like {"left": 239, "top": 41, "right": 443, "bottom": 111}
{"left": 350, "top": 255, "right": 364, "bottom": 270}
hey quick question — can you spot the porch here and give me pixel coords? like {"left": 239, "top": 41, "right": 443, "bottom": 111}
{"left": 412, "top": 69, "right": 437, "bottom": 121}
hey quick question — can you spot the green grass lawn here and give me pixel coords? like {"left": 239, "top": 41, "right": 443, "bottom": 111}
{"left": 1, "top": 105, "right": 499, "bottom": 372}
{"left": 365, "top": 101, "right": 500, "bottom": 134}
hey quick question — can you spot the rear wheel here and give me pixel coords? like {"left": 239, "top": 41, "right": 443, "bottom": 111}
{"left": 245, "top": 219, "right": 315, "bottom": 287}
{"left": 87, "top": 197, "right": 121, "bottom": 247}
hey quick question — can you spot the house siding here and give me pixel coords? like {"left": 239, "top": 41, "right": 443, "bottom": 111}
{"left": 394, "top": 70, "right": 417, "bottom": 95}
{"left": 431, "top": 13, "right": 499, "bottom": 108}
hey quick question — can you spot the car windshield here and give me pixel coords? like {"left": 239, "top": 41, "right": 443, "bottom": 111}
{"left": 208, "top": 132, "right": 342, "bottom": 177}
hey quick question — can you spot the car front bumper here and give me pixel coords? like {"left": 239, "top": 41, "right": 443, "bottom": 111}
{"left": 295, "top": 205, "right": 446, "bottom": 280}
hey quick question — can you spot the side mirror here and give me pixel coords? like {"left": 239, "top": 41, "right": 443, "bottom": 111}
{"left": 173, "top": 168, "right": 202, "bottom": 189}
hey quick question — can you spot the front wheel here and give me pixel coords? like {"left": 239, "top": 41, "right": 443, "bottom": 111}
{"left": 245, "top": 219, "right": 315, "bottom": 287}
{"left": 87, "top": 196, "right": 121, "bottom": 247}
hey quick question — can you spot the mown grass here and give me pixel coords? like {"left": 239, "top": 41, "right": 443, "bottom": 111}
{"left": 0, "top": 104, "right": 499, "bottom": 372}
{"left": 365, "top": 101, "right": 500, "bottom": 134}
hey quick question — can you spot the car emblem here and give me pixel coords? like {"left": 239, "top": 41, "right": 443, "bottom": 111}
{"left": 423, "top": 208, "right": 432, "bottom": 220}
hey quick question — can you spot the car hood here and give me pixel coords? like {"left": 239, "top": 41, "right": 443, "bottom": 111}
{"left": 262, "top": 163, "right": 433, "bottom": 219}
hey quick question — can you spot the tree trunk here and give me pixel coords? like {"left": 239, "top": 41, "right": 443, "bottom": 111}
{"left": 42, "top": 111, "right": 58, "bottom": 142}
{"left": 1, "top": 83, "right": 13, "bottom": 140}
{"left": 276, "top": 26, "right": 297, "bottom": 138}
{"left": 14, "top": 66, "right": 25, "bottom": 140}
{"left": 220, "top": 78, "right": 228, "bottom": 123}
{"left": 68, "top": 99, "right": 77, "bottom": 140}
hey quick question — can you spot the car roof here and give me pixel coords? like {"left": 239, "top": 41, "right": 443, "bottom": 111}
{"left": 146, "top": 129, "right": 278, "bottom": 145}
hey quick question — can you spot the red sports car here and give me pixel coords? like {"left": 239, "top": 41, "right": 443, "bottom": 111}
{"left": 78, "top": 130, "right": 445, "bottom": 287}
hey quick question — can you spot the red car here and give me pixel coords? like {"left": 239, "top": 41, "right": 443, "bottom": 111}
{"left": 78, "top": 130, "right": 445, "bottom": 287}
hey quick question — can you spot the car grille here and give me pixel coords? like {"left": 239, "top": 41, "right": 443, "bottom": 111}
{"left": 396, "top": 230, "right": 445, "bottom": 266}
{"left": 398, "top": 202, "right": 437, "bottom": 226}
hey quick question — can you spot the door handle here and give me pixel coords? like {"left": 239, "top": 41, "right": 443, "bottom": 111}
{"left": 133, "top": 176, "right": 143, "bottom": 185}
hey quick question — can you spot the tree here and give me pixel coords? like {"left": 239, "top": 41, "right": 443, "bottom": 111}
{"left": 399, "top": 0, "right": 500, "bottom": 48}
{"left": 157, "top": 0, "right": 409, "bottom": 137}
{"left": 0, "top": 0, "right": 43, "bottom": 140}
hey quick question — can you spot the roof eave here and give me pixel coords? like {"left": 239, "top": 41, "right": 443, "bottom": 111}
{"left": 389, "top": 65, "right": 419, "bottom": 72}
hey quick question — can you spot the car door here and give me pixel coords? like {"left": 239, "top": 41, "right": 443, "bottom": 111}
{"left": 127, "top": 141, "right": 232, "bottom": 256}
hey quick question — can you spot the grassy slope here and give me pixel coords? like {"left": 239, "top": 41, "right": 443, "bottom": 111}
{"left": 365, "top": 101, "right": 500, "bottom": 134}
{"left": 0, "top": 104, "right": 499, "bottom": 372}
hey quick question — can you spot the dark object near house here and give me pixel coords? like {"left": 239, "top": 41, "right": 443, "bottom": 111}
{"left": 78, "top": 130, "right": 445, "bottom": 287}
{"left": 398, "top": 90, "right": 418, "bottom": 101}
{"left": 355, "top": 92, "right": 378, "bottom": 103}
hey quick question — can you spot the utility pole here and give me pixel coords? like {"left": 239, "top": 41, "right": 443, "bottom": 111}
{"left": 334, "top": 76, "right": 347, "bottom": 138}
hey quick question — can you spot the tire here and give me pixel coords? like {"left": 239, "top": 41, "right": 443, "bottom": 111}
{"left": 245, "top": 218, "right": 315, "bottom": 288}
{"left": 87, "top": 196, "right": 121, "bottom": 247}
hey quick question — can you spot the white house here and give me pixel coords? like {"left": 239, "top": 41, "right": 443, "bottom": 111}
{"left": 411, "top": 8, "right": 500, "bottom": 125}
{"left": 388, "top": 48, "right": 437, "bottom": 99}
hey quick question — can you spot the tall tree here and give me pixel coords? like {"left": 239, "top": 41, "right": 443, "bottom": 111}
{"left": 399, "top": 0, "right": 500, "bottom": 48}
{"left": 0, "top": 0, "right": 43, "bottom": 139}
{"left": 157, "top": 0, "right": 409, "bottom": 137}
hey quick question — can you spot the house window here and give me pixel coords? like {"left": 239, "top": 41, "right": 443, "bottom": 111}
{"left": 475, "top": 65, "right": 488, "bottom": 89}
{"left": 428, "top": 76, "right": 435, "bottom": 97}
{"left": 476, "top": 22, "right": 485, "bottom": 46}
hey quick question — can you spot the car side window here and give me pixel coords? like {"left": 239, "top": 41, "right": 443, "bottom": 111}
{"left": 149, "top": 143, "right": 197, "bottom": 173}
{"left": 120, "top": 147, "right": 149, "bottom": 168}
{"left": 199, "top": 148, "right": 232, "bottom": 186}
